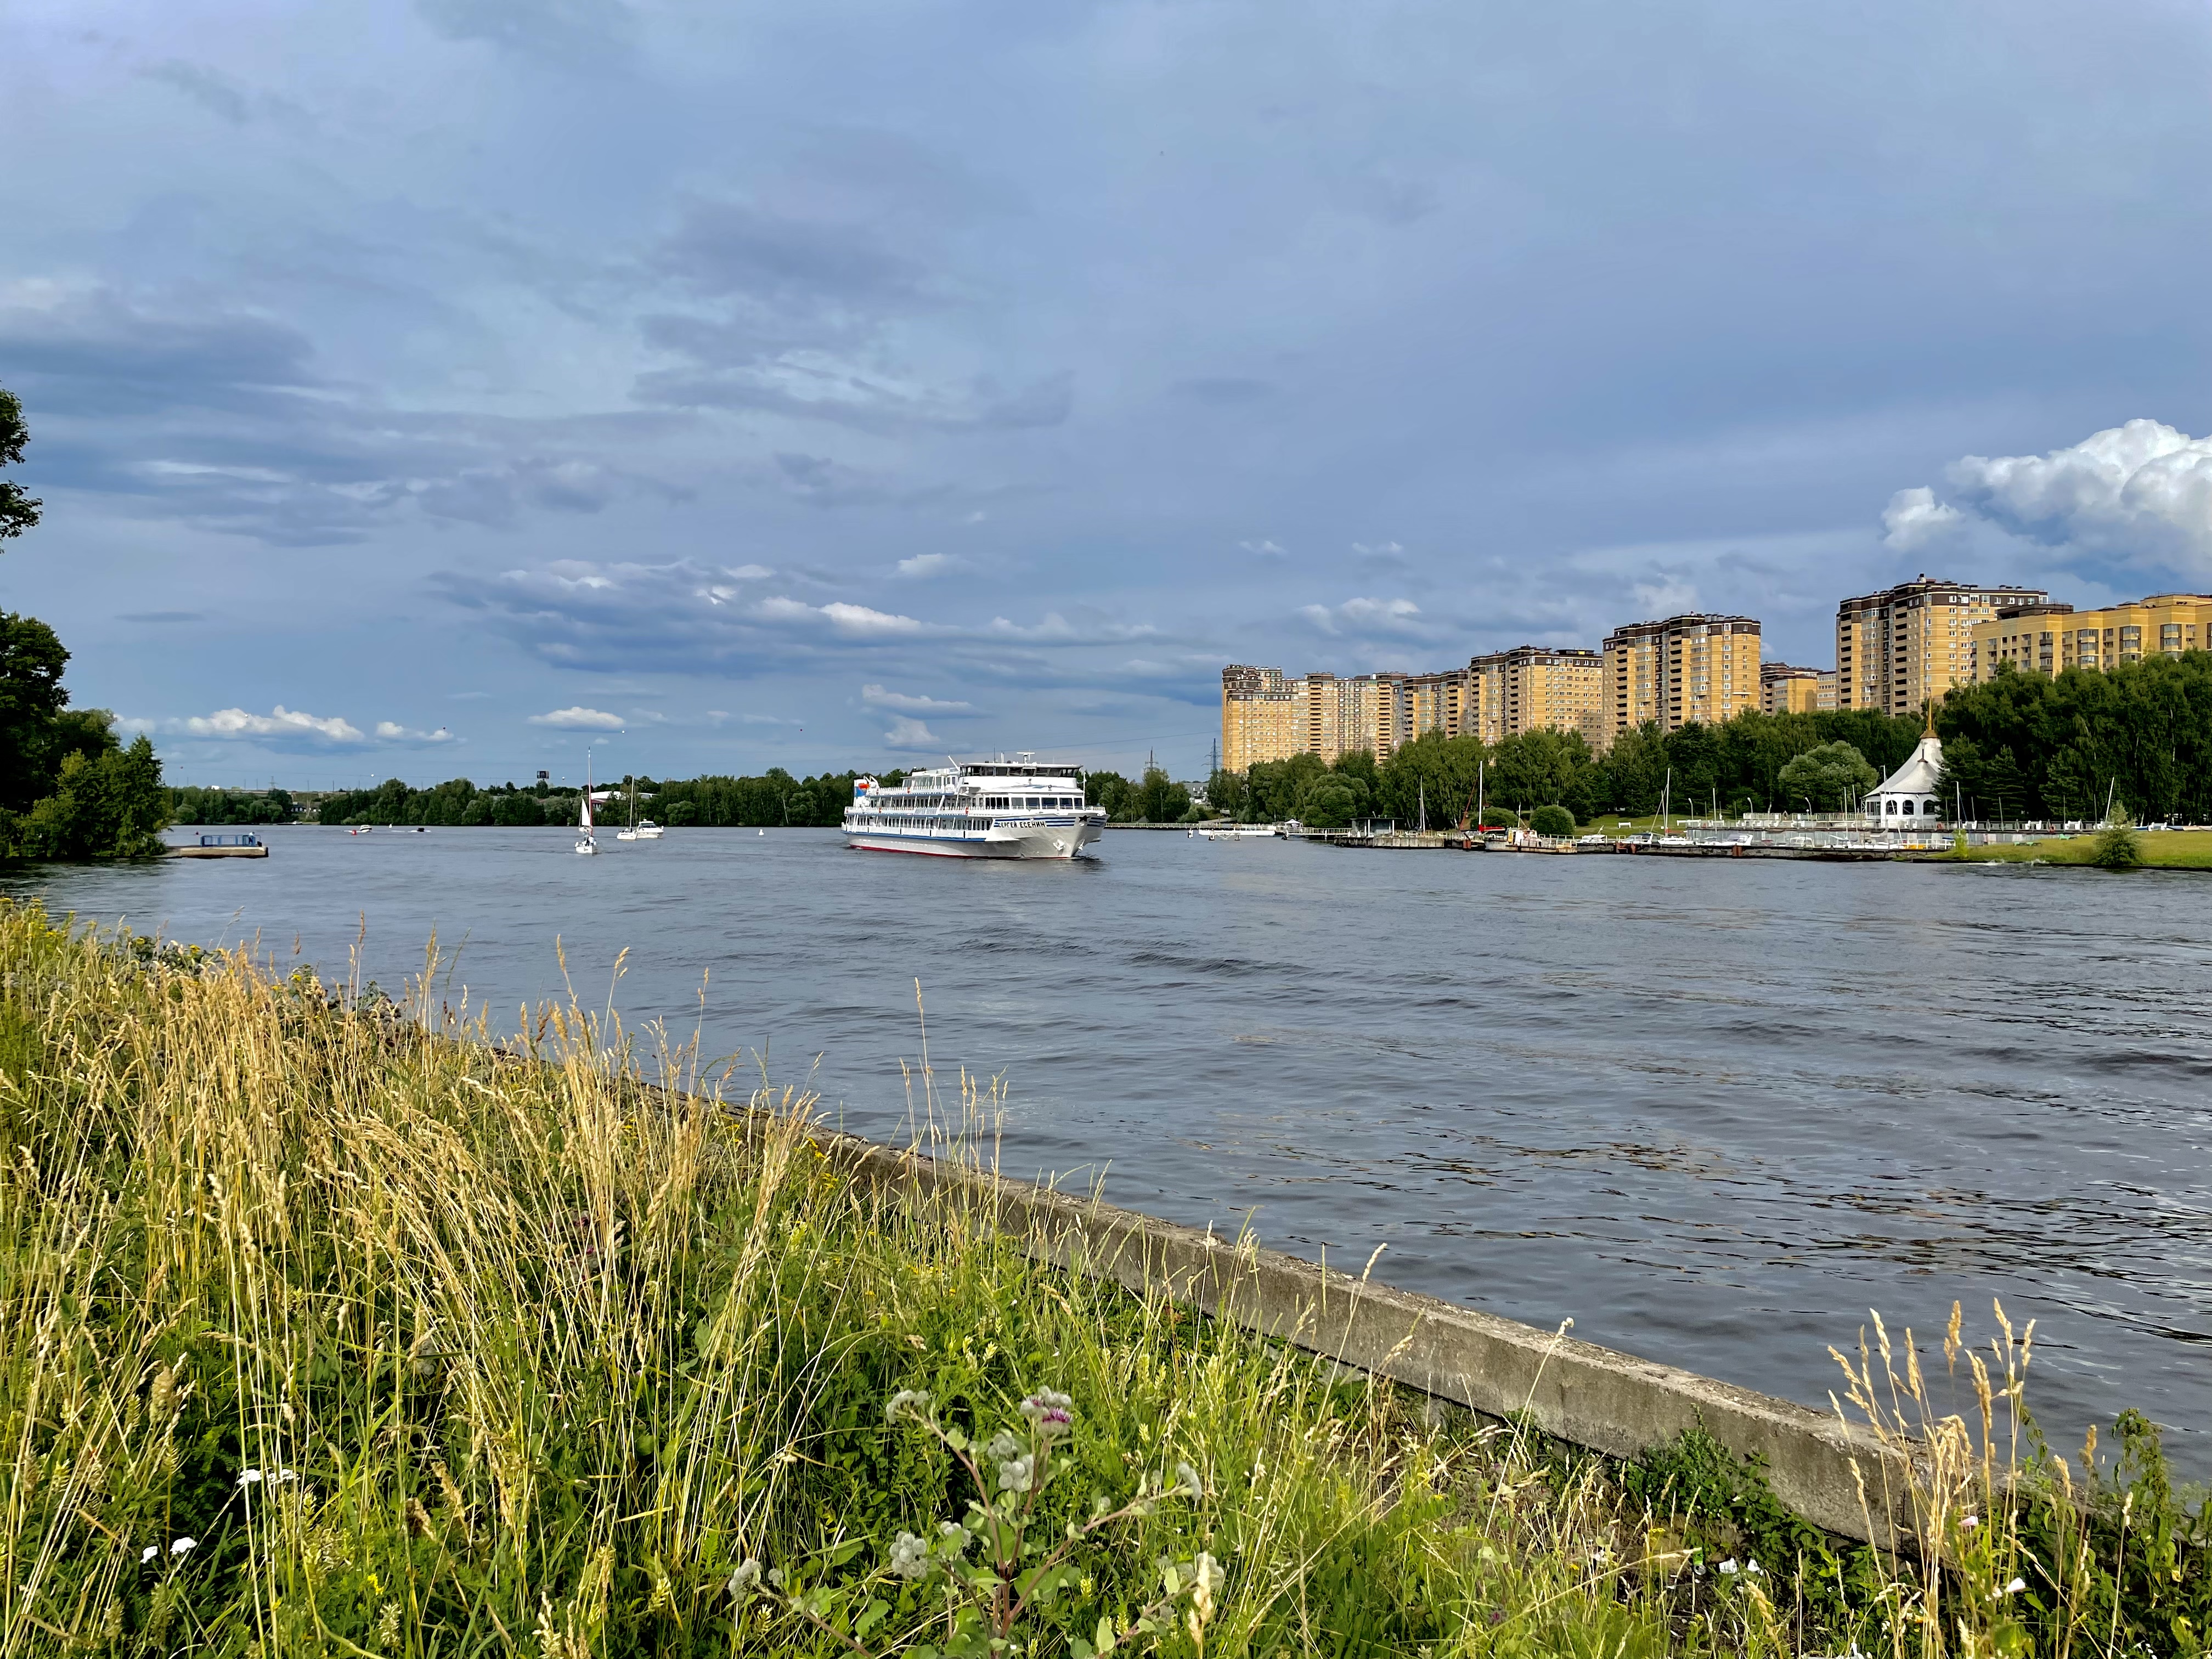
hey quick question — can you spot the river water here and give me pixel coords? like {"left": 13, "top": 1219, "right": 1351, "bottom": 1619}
{"left": 8, "top": 827, "right": 2208, "bottom": 1470}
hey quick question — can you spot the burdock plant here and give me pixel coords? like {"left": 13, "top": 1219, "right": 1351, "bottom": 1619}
{"left": 734, "top": 1386, "right": 1217, "bottom": 1657}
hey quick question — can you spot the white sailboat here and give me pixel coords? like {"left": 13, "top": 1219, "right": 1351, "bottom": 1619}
{"left": 575, "top": 754, "right": 616, "bottom": 855}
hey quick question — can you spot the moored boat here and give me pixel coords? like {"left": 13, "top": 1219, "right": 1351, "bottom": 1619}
{"left": 843, "top": 754, "right": 1104, "bottom": 859}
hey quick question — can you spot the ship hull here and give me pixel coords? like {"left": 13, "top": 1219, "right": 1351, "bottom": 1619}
{"left": 846, "top": 819, "right": 1102, "bottom": 860}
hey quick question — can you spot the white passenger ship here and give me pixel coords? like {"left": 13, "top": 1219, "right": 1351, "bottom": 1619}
{"left": 844, "top": 755, "right": 1105, "bottom": 859}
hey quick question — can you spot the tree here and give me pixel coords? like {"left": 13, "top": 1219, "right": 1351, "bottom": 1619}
{"left": 2091, "top": 813, "right": 2143, "bottom": 871}
{"left": 1300, "top": 773, "right": 1367, "bottom": 828}
{"left": 1776, "top": 741, "right": 1878, "bottom": 812}
{"left": 1137, "top": 765, "right": 1189, "bottom": 823}
{"left": 0, "top": 613, "right": 70, "bottom": 811}
{"left": 14, "top": 735, "right": 169, "bottom": 860}
{"left": 1205, "top": 768, "right": 1249, "bottom": 820}
{"left": 0, "top": 383, "right": 42, "bottom": 544}
{"left": 1530, "top": 804, "right": 1576, "bottom": 837}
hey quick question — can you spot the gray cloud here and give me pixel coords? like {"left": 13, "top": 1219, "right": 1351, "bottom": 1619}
{"left": 413, "top": 0, "right": 636, "bottom": 67}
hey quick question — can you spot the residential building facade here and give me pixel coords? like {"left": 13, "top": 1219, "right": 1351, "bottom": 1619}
{"left": 1968, "top": 594, "right": 2212, "bottom": 681}
{"left": 1601, "top": 614, "right": 1760, "bottom": 741}
{"left": 1760, "top": 662, "right": 1826, "bottom": 715}
{"left": 1835, "top": 577, "right": 2050, "bottom": 715}
{"left": 1220, "top": 663, "right": 1475, "bottom": 770}
{"left": 1470, "top": 646, "right": 1606, "bottom": 749}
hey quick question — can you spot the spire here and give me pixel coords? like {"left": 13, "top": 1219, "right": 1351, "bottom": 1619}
{"left": 1923, "top": 696, "right": 1937, "bottom": 739}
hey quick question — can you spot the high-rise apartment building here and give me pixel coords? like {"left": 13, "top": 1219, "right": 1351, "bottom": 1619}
{"left": 1220, "top": 664, "right": 1300, "bottom": 772}
{"left": 1220, "top": 664, "right": 1474, "bottom": 770}
{"left": 1600, "top": 614, "right": 1760, "bottom": 742}
{"left": 1835, "top": 577, "right": 2050, "bottom": 715}
{"left": 1760, "top": 662, "right": 1827, "bottom": 714}
{"left": 1470, "top": 646, "right": 1606, "bottom": 749}
{"left": 1969, "top": 594, "right": 2212, "bottom": 680}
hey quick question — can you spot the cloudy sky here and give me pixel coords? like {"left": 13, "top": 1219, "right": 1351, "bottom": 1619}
{"left": 5, "top": 0, "right": 2211, "bottom": 786}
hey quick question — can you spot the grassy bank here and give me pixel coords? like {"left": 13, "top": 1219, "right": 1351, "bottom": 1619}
{"left": 0, "top": 901, "right": 2200, "bottom": 1657}
{"left": 1935, "top": 828, "right": 2212, "bottom": 868}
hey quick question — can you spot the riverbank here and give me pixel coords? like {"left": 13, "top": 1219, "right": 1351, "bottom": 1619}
{"left": 1935, "top": 827, "right": 2212, "bottom": 868}
{"left": 1, "top": 900, "right": 2202, "bottom": 1655}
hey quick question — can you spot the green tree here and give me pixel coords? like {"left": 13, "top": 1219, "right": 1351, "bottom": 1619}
{"left": 1776, "top": 741, "right": 1878, "bottom": 812}
{"left": 1300, "top": 772, "right": 1367, "bottom": 828}
{"left": 1489, "top": 729, "right": 1599, "bottom": 820}
{"left": 2091, "top": 813, "right": 2144, "bottom": 871}
{"left": 0, "top": 612, "right": 69, "bottom": 812}
{"left": 0, "top": 383, "right": 42, "bottom": 544}
{"left": 1136, "top": 765, "right": 1189, "bottom": 823}
{"left": 14, "top": 735, "right": 169, "bottom": 860}
{"left": 1205, "top": 768, "right": 1249, "bottom": 820}
{"left": 1530, "top": 804, "right": 1576, "bottom": 837}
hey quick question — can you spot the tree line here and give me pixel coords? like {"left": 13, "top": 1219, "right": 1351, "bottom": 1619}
{"left": 1935, "top": 654, "right": 2212, "bottom": 823}
{"left": 1206, "top": 709, "right": 1930, "bottom": 828}
{"left": 307, "top": 770, "right": 870, "bottom": 829}
{"left": 0, "top": 386, "right": 170, "bottom": 862}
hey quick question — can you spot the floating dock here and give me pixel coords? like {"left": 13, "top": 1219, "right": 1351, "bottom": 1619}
{"left": 168, "top": 833, "right": 268, "bottom": 860}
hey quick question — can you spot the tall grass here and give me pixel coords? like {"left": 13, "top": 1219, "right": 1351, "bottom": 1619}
{"left": 0, "top": 899, "right": 2197, "bottom": 1657}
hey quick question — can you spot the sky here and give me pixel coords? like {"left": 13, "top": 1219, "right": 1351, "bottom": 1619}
{"left": 4, "top": 0, "right": 2212, "bottom": 787}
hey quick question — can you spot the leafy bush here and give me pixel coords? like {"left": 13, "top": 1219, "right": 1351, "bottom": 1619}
{"left": 1530, "top": 804, "right": 1577, "bottom": 837}
{"left": 2091, "top": 819, "right": 2144, "bottom": 870}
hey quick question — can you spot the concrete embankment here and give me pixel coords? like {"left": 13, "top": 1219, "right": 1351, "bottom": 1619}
{"left": 776, "top": 1112, "right": 1912, "bottom": 1546}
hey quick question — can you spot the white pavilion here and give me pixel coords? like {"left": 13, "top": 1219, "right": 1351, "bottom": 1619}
{"left": 1867, "top": 727, "right": 1945, "bottom": 826}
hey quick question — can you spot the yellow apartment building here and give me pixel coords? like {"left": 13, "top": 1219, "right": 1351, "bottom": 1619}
{"left": 1470, "top": 646, "right": 1606, "bottom": 749}
{"left": 1220, "top": 664, "right": 1301, "bottom": 772}
{"left": 1836, "top": 576, "right": 2049, "bottom": 715}
{"left": 1760, "top": 662, "right": 1826, "bottom": 714}
{"left": 1601, "top": 614, "right": 1760, "bottom": 742}
{"left": 1220, "top": 663, "right": 1475, "bottom": 770}
{"left": 1969, "top": 594, "right": 2212, "bottom": 680}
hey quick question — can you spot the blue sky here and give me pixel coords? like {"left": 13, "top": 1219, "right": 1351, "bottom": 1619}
{"left": 5, "top": 0, "right": 2211, "bottom": 786}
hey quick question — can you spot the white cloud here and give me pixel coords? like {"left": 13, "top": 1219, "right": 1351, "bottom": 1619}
{"left": 168, "top": 706, "right": 367, "bottom": 743}
{"left": 1880, "top": 484, "right": 1965, "bottom": 551}
{"left": 528, "top": 707, "right": 626, "bottom": 730}
{"left": 1888, "top": 420, "right": 2212, "bottom": 571}
{"left": 1351, "top": 540, "right": 1405, "bottom": 558}
{"left": 1239, "top": 538, "right": 1286, "bottom": 557}
{"left": 1297, "top": 596, "right": 1424, "bottom": 636}
{"left": 882, "top": 715, "right": 945, "bottom": 749}
{"left": 861, "top": 684, "right": 978, "bottom": 713}
{"left": 896, "top": 552, "right": 964, "bottom": 578}
{"left": 373, "top": 721, "right": 457, "bottom": 744}
{"left": 820, "top": 601, "right": 927, "bottom": 635}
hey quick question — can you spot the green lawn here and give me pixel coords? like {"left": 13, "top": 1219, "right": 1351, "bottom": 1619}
{"left": 1936, "top": 827, "right": 2212, "bottom": 867}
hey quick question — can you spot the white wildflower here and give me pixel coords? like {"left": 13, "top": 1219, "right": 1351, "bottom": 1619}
{"left": 1718, "top": 1558, "right": 1739, "bottom": 1576}
{"left": 888, "top": 1532, "right": 932, "bottom": 1581}
{"left": 238, "top": 1469, "right": 263, "bottom": 1486}
{"left": 275, "top": 1469, "right": 300, "bottom": 1484}
{"left": 1961, "top": 1514, "right": 1980, "bottom": 1530}
{"left": 725, "top": 1560, "right": 761, "bottom": 1600}
{"left": 985, "top": 1430, "right": 1022, "bottom": 1463}
{"left": 996, "top": 1453, "right": 1036, "bottom": 1494}
{"left": 2005, "top": 1577, "right": 2027, "bottom": 1595}
{"left": 170, "top": 1538, "right": 196, "bottom": 1556}
{"left": 1176, "top": 1461, "right": 1203, "bottom": 1498}
{"left": 885, "top": 1389, "right": 932, "bottom": 1425}
{"left": 1746, "top": 1559, "right": 1763, "bottom": 1576}
{"left": 140, "top": 1546, "right": 159, "bottom": 1564}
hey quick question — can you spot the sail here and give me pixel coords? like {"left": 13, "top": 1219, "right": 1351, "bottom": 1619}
{"left": 580, "top": 792, "right": 592, "bottom": 831}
